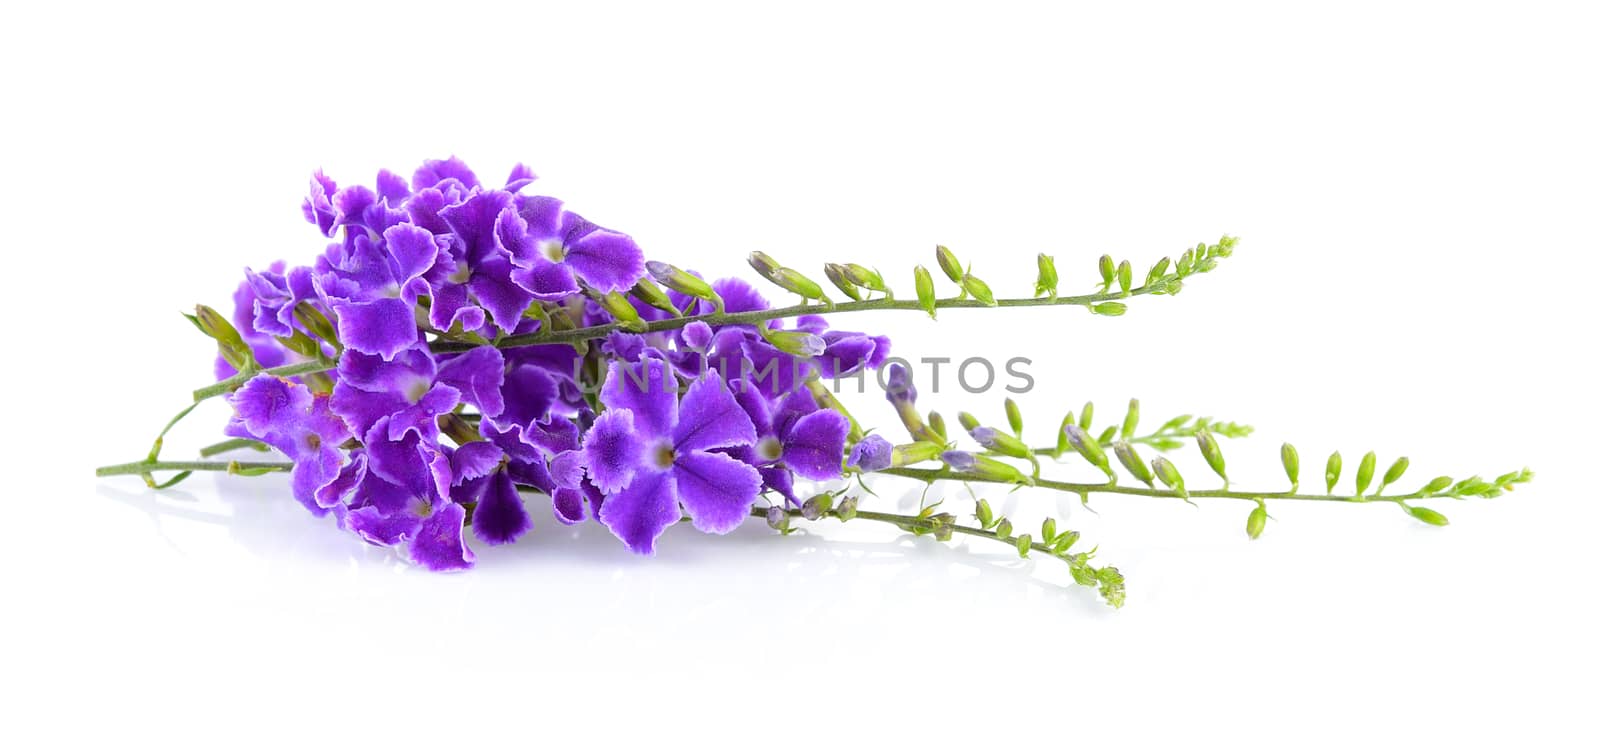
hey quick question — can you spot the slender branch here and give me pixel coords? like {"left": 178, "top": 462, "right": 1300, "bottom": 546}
{"left": 878, "top": 466, "right": 1476, "bottom": 504}
{"left": 191, "top": 358, "right": 337, "bottom": 402}
{"left": 95, "top": 459, "right": 292, "bottom": 477}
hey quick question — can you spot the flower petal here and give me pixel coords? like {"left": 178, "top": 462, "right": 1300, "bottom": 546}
{"left": 673, "top": 369, "right": 757, "bottom": 452}
{"left": 564, "top": 229, "right": 645, "bottom": 294}
{"left": 435, "top": 345, "right": 506, "bottom": 418}
{"left": 673, "top": 451, "right": 762, "bottom": 534}
{"left": 450, "top": 441, "right": 505, "bottom": 484}
{"left": 471, "top": 471, "right": 531, "bottom": 546}
{"left": 406, "top": 502, "right": 475, "bottom": 571}
{"left": 597, "top": 469, "right": 680, "bottom": 556}
{"left": 582, "top": 409, "right": 642, "bottom": 494}
{"left": 781, "top": 410, "right": 849, "bottom": 481}
{"left": 331, "top": 298, "right": 418, "bottom": 361}
{"left": 599, "top": 356, "right": 678, "bottom": 439}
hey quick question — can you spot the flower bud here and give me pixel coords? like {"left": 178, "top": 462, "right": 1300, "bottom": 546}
{"left": 1098, "top": 254, "right": 1115, "bottom": 285}
{"left": 1325, "top": 451, "right": 1343, "bottom": 493}
{"left": 1015, "top": 533, "right": 1033, "bottom": 558}
{"left": 1063, "top": 424, "right": 1112, "bottom": 478}
{"left": 647, "top": 261, "right": 722, "bottom": 310}
{"left": 958, "top": 411, "right": 980, "bottom": 432}
{"left": 835, "top": 495, "right": 858, "bottom": 521}
{"left": 746, "top": 251, "right": 782, "bottom": 281}
{"left": 941, "top": 451, "right": 1030, "bottom": 484}
{"left": 1145, "top": 256, "right": 1171, "bottom": 285}
{"left": 801, "top": 492, "right": 832, "bottom": 521}
{"left": 1035, "top": 253, "right": 1058, "bottom": 298}
{"left": 765, "top": 506, "right": 790, "bottom": 531}
{"left": 1116, "top": 260, "right": 1133, "bottom": 295}
{"left": 1195, "top": 428, "right": 1228, "bottom": 483}
{"left": 629, "top": 278, "right": 681, "bottom": 317}
{"left": 1246, "top": 502, "right": 1267, "bottom": 540}
{"left": 839, "top": 263, "right": 886, "bottom": 293}
{"left": 1379, "top": 456, "right": 1410, "bottom": 494}
{"left": 1355, "top": 451, "right": 1377, "bottom": 496}
{"left": 823, "top": 263, "right": 863, "bottom": 301}
{"left": 1005, "top": 398, "right": 1023, "bottom": 436}
{"left": 975, "top": 499, "right": 994, "bottom": 528}
{"left": 935, "top": 245, "right": 964, "bottom": 282}
{"left": 763, "top": 329, "right": 826, "bottom": 357}
{"left": 681, "top": 320, "right": 714, "bottom": 353}
{"left": 914, "top": 265, "right": 937, "bottom": 319}
{"left": 1152, "top": 456, "right": 1187, "bottom": 497}
{"left": 1422, "top": 475, "right": 1453, "bottom": 494}
{"left": 891, "top": 441, "right": 945, "bottom": 467}
{"left": 1090, "top": 302, "right": 1127, "bottom": 316}
{"left": 1041, "top": 517, "right": 1057, "bottom": 543}
{"left": 972, "top": 426, "right": 1032, "bottom": 459}
{"left": 994, "top": 518, "right": 1013, "bottom": 539}
{"left": 194, "top": 304, "right": 256, "bottom": 371}
{"left": 293, "top": 302, "right": 340, "bottom": 350}
{"left": 846, "top": 435, "right": 892, "bottom": 472}
{"left": 1079, "top": 402, "right": 1095, "bottom": 432}
{"left": 962, "top": 275, "right": 997, "bottom": 306}
{"left": 1404, "top": 505, "right": 1449, "bottom": 527}
{"left": 1280, "top": 442, "right": 1300, "bottom": 489}
{"left": 596, "top": 291, "right": 648, "bottom": 332}
{"left": 1113, "top": 441, "right": 1154, "bottom": 487}
{"left": 1120, "top": 398, "right": 1140, "bottom": 439}
{"left": 1054, "top": 412, "right": 1076, "bottom": 456}
{"left": 927, "top": 411, "right": 948, "bottom": 441}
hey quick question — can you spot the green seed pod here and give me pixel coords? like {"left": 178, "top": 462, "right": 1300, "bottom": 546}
{"left": 596, "top": 291, "right": 648, "bottom": 332}
{"left": 1246, "top": 502, "right": 1268, "bottom": 540}
{"left": 1355, "top": 451, "right": 1377, "bottom": 496}
{"left": 1015, "top": 533, "right": 1033, "bottom": 559}
{"left": 1281, "top": 443, "right": 1300, "bottom": 488}
{"left": 914, "top": 265, "right": 937, "bottom": 319}
{"left": 1145, "top": 256, "right": 1171, "bottom": 286}
{"left": 1152, "top": 456, "right": 1187, "bottom": 497}
{"left": 746, "top": 251, "right": 782, "bottom": 281}
{"left": 1005, "top": 398, "right": 1024, "bottom": 436}
{"left": 1079, "top": 402, "right": 1095, "bottom": 432}
{"left": 1116, "top": 260, "right": 1133, "bottom": 295}
{"left": 1423, "top": 476, "right": 1454, "bottom": 494}
{"left": 1325, "top": 451, "right": 1343, "bottom": 493}
{"left": 927, "top": 411, "right": 948, "bottom": 441}
{"left": 935, "top": 245, "right": 965, "bottom": 282}
{"left": 975, "top": 499, "right": 994, "bottom": 528}
{"left": 647, "top": 261, "right": 723, "bottom": 310}
{"left": 1113, "top": 440, "right": 1154, "bottom": 487}
{"left": 1035, "top": 253, "right": 1058, "bottom": 298}
{"left": 1195, "top": 428, "right": 1228, "bottom": 482}
{"left": 962, "top": 274, "right": 997, "bottom": 306}
{"left": 1090, "top": 302, "right": 1127, "bottom": 316}
{"left": 1098, "top": 254, "right": 1115, "bottom": 285}
{"left": 1405, "top": 505, "right": 1450, "bottom": 527}
{"left": 800, "top": 492, "right": 833, "bottom": 521}
{"left": 629, "top": 278, "right": 682, "bottom": 317}
{"left": 958, "top": 411, "right": 981, "bottom": 432}
{"left": 1381, "top": 457, "right": 1410, "bottom": 491}
{"left": 823, "top": 263, "right": 863, "bottom": 301}
{"left": 1120, "top": 398, "right": 1140, "bottom": 439}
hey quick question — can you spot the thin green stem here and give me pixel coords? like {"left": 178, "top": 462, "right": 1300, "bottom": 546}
{"left": 192, "top": 358, "right": 337, "bottom": 402}
{"left": 199, "top": 438, "right": 270, "bottom": 457}
{"left": 95, "top": 459, "right": 292, "bottom": 477}
{"left": 877, "top": 466, "right": 1466, "bottom": 504}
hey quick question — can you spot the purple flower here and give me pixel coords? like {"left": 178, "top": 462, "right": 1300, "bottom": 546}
{"left": 226, "top": 376, "right": 352, "bottom": 515}
{"left": 582, "top": 356, "right": 761, "bottom": 554}
{"left": 434, "top": 189, "right": 535, "bottom": 332}
{"left": 847, "top": 434, "right": 893, "bottom": 472}
{"left": 728, "top": 384, "right": 850, "bottom": 504}
{"left": 497, "top": 195, "right": 646, "bottom": 299}
{"left": 331, "top": 345, "right": 505, "bottom": 439}
{"left": 313, "top": 223, "right": 440, "bottom": 359}
{"left": 342, "top": 416, "right": 474, "bottom": 571}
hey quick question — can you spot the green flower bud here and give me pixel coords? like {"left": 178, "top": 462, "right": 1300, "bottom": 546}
{"left": 994, "top": 518, "right": 1013, "bottom": 539}
{"left": 1034, "top": 253, "right": 1058, "bottom": 298}
{"left": 1051, "top": 530, "right": 1081, "bottom": 553}
{"left": 958, "top": 411, "right": 980, "bottom": 432}
{"left": 962, "top": 274, "right": 997, "bottom": 306}
{"left": 1090, "top": 302, "right": 1127, "bottom": 316}
{"left": 1079, "top": 402, "right": 1095, "bottom": 432}
{"left": 823, "top": 263, "right": 863, "bottom": 301}
{"left": 1378, "top": 456, "right": 1410, "bottom": 494}
{"left": 839, "top": 263, "right": 887, "bottom": 293}
{"left": 1195, "top": 428, "right": 1228, "bottom": 485}
{"left": 596, "top": 291, "right": 648, "bottom": 332}
{"left": 890, "top": 441, "right": 945, "bottom": 467}
{"left": 801, "top": 492, "right": 832, "bottom": 521}
{"left": 1116, "top": 260, "right": 1133, "bottom": 295}
{"left": 1422, "top": 476, "right": 1453, "bottom": 494}
{"left": 1246, "top": 502, "right": 1268, "bottom": 540}
{"left": 1325, "top": 451, "right": 1343, "bottom": 493}
{"left": 935, "top": 245, "right": 965, "bottom": 282}
{"left": 1063, "top": 424, "right": 1112, "bottom": 478}
{"left": 1145, "top": 256, "right": 1171, "bottom": 286}
{"left": 1004, "top": 398, "right": 1024, "bottom": 436}
{"left": 914, "top": 265, "right": 937, "bottom": 319}
{"left": 194, "top": 304, "right": 256, "bottom": 371}
{"left": 835, "top": 495, "right": 858, "bottom": 521}
{"left": 927, "top": 411, "right": 948, "bottom": 441}
{"left": 629, "top": 279, "right": 681, "bottom": 317}
{"left": 1055, "top": 412, "right": 1075, "bottom": 456}
{"left": 1152, "top": 456, "right": 1187, "bottom": 497}
{"left": 1281, "top": 443, "right": 1300, "bottom": 489}
{"left": 1355, "top": 451, "right": 1377, "bottom": 496}
{"left": 975, "top": 499, "right": 994, "bottom": 528}
{"left": 1404, "top": 505, "right": 1449, "bottom": 527}
{"left": 648, "top": 261, "right": 722, "bottom": 310}
{"left": 972, "top": 426, "right": 1032, "bottom": 459}
{"left": 765, "top": 506, "right": 791, "bottom": 531}
{"left": 1041, "top": 517, "right": 1057, "bottom": 543}
{"left": 763, "top": 329, "right": 826, "bottom": 357}
{"left": 761, "top": 266, "right": 828, "bottom": 303}
{"left": 1113, "top": 440, "right": 1154, "bottom": 487}
{"left": 1098, "top": 254, "right": 1115, "bottom": 286}
{"left": 1015, "top": 533, "right": 1033, "bottom": 559}
{"left": 1120, "top": 398, "right": 1140, "bottom": 439}
{"left": 292, "top": 302, "right": 340, "bottom": 350}
{"left": 746, "top": 251, "right": 782, "bottom": 281}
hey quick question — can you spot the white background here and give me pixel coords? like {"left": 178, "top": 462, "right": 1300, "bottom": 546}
{"left": 4, "top": 1, "right": 1596, "bottom": 737}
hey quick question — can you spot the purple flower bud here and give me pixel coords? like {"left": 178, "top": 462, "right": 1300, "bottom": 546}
{"left": 681, "top": 320, "right": 714, "bottom": 353}
{"left": 847, "top": 434, "right": 893, "bottom": 472}
{"left": 942, "top": 450, "right": 978, "bottom": 471}
{"left": 885, "top": 363, "right": 917, "bottom": 405}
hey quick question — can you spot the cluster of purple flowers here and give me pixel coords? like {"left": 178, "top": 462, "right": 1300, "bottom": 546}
{"left": 220, "top": 158, "right": 891, "bottom": 569}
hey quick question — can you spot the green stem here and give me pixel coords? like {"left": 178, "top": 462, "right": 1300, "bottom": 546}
{"left": 191, "top": 358, "right": 337, "bottom": 402}
{"left": 199, "top": 438, "right": 270, "bottom": 457}
{"left": 95, "top": 459, "right": 292, "bottom": 477}
{"left": 878, "top": 466, "right": 1457, "bottom": 504}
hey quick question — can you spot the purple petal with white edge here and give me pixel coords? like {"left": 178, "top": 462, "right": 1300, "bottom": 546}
{"left": 329, "top": 382, "right": 406, "bottom": 439}
{"left": 507, "top": 196, "right": 566, "bottom": 264}
{"left": 440, "top": 189, "right": 514, "bottom": 263}
{"left": 552, "top": 486, "right": 586, "bottom": 524}
{"left": 495, "top": 365, "right": 557, "bottom": 430}
{"left": 345, "top": 505, "right": 421, "bottom": 547}
{"left": 741, "top": 340, "right": 815, "bottom": 397}
{"left": 316, "top": 454, "right": 367, "bottom": 509}
{"left": 332, "top": 298, "right": 418, "bottom": 360}
{"left": 449, "top": 471, "right": 491, "bottom": 506}
{"left": 471, "top": 471, "right": 531, "bottom": 546}
{"left": 413, "top": 156, "right": 480, "bottom": 191}
{"left": 597, "top": 469, "right": 680, "bottom": 556}
{"left": 423, "top": 281, "right": 486, "bottom": 335}
{"left": 468, "top": 255, "right": 535, "bottom": 332}
{"left": 795, "top": 315, "right": 829, "bottom": 334}
{"left": 510, "top": 259, "right": 580, "bottom": 301}
{"left": 564, "top": 230, "right": 645, "bottom": 293}
{"left": 364, "top": 418, "right": 439, "bottom": 496}
{"left": 760, "top": 465, "right": 799, "bottom": 506}
{"left": 818, "top": 333, "right": 878, "bottom": 379}
{"left": 337, "top": 347, "right": 435, "bottom": 394}
{"left": 292, "top": 445, "right": 347, "bottom": 516}
{"left": 407, "top": 502, "right": 475, "bottom": 571}
{"left": 582, "top": 409, "right": 643, "bottom": 494}
{"left": 508, "top": 456, "right": 555, "bottom": 493}
{"left": 350, "top": 465, "right": 418, "bottom": 514}
{"left": 730, "top": 382, "right": 774, "bottom": 438}
{"left": 780, "top": 410, "right": 850, "bottom": 481}
{"left": 376, "top": 169, "right": 410, "bottom": 203}
{"left": 505, "top": 163, "right": 537, "bottom": 193}
{"left": 771, "top": 387, "right": 820, "bottom": 439}
{"left": 674, "top": 370, "right": 758, "bottom": 452}
{"left": 550, "top": 450, "right": 585, "bottom": 489}
{"left": 710, "top": 278, "right": 770, "bottom": 315}
{"left": 673, "top": 450, "right": 762, "bottom": 535}
{"left": 846, "top": 434, "right": 893, "bottom": 472}
{"left": 385, "top": 384, "right": 459, "bottom": 440}
{"left": 332, "top": 185, "right": 376, "bottom": 232}
{"left": 383, "top": 223, "right": 439, "bottom": 284}
{"left": 599, "top": 356, "right": 678, "bottom": 439}
{"left": 524, "top": 415, "right": 581, "bottom": 454}
{"left": 681, "top": 321, "right": 714, "bottom": 353}
{"left": 230, "top": 376, "right": 314, "bottom": 439}
{"left": 435, "top": 345, "right": 506, "bottom": 418}
{"left": 451, "top": 441, "right": 504, "bottom": 483}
